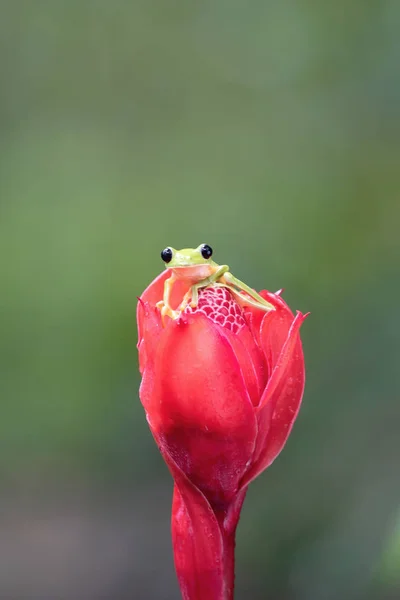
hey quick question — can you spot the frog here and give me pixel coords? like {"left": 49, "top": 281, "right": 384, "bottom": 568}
{"left": 156, "top": 243, "right": 275, "bottom": 320}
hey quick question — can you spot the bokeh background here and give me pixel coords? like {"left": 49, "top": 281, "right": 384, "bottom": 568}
{"left": 1, "top": 1, "right": 399, "bottom": 599}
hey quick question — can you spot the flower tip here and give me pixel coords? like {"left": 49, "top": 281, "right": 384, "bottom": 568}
{"left": 275, "top": 288, "right": 285, "bottom": 296}
{"left": 137, "top": 296, "right": 150, "bottom": 319}
{"left": 296, "top": 310, "right": 310, "bottom": 323}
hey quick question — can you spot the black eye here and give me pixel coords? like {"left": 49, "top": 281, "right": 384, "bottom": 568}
{"left": 161, "top": 247, "right": 173, "bottom": 263}
{"left": 200, "top": 244, "right": 213, "bottom": 259}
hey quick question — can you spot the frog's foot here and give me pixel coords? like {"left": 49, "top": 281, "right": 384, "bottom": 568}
{"left": 177, "top": 290, "right": 194, "bottom": 313}
{"left": 178, "top": 285, "right": 201, "bottom": 310}
{"left": 156, "top": 300, "right": 180, "bottom": 322}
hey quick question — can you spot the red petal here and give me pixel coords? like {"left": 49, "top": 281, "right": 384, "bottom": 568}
{"left": 223, "top": 323, "right": 267, "bottom": 406}
{"left": 137, "top": 270, "right": 191, "bottom": 374}
{"left": 137, "top": 301, "right": 163, "bottom": 375}
{"left": 137, "top": 271, "right": 166, "bottom": 346}
{"left": 241, "top": 311, "right": 308, "bottom": 487}
{"left": 259, "top": 292, "right": 297, "bottom": 373}
{"left": 243, "top": 290, "right": 286, "bottom": 352}
{"left": 142, "top": 312, "right": 257, "bottom": 505}
{"left": 187, "top": 287, "right": 267, "bottom": 406}
{"left": 138, "top": 270, "right": 190, "bottom": 315}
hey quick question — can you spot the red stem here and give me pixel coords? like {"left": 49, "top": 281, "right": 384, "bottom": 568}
{"left": 172, "top": 486, "right": 247, "bottom": 600}
{"left": 218, "top": 517, "right": 236, "bottom": 600}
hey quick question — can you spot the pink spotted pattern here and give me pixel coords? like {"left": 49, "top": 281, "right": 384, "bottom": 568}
{"left": 186, "top": 286, "right": 246, "bottom": 333}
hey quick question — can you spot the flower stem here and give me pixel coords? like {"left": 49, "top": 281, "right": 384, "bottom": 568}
{"left": 220, "top": 522, "right": 235, "bottom": 600}
{"left": 172, "top": 485, "right": 247, "bottom": 600}
{"left": 215, "top": 491, "right": 247, "bottom": 600}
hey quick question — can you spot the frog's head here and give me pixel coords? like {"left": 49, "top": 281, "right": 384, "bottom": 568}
{"left": 160, "top": 244, "right": 215, "bottom": 281}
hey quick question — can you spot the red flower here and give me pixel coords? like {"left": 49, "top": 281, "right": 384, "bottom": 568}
{"left": 137, "top": 271, "right": 308, "bottom": 600}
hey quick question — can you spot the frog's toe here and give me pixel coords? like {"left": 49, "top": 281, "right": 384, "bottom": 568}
{"left": 161, "top": 304, "right": 179, "bottom": 321}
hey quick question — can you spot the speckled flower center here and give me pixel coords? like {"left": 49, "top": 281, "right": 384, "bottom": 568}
{"left": 186, "top": 286, "right": 246, "bottom": 333}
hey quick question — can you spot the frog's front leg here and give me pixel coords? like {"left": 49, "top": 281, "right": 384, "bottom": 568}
{"left": 156, "top": 274, "right": 180, "bottom": 320}
{"left": 222, "top": 271, "right": 275, "bottom": 312}
{"left": 189, "top": 265, "right": 230, "bottom": 308}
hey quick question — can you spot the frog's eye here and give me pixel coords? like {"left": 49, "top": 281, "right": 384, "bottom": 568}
{"left": 161, "top": 247, "right": 173, "bottom": 263}
{"left": 200, "top": 244, "right": 213, "bottom": 259}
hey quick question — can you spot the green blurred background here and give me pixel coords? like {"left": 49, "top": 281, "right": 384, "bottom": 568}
{"left": 1, "top": 1, "right": 399, "bottom": 598}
